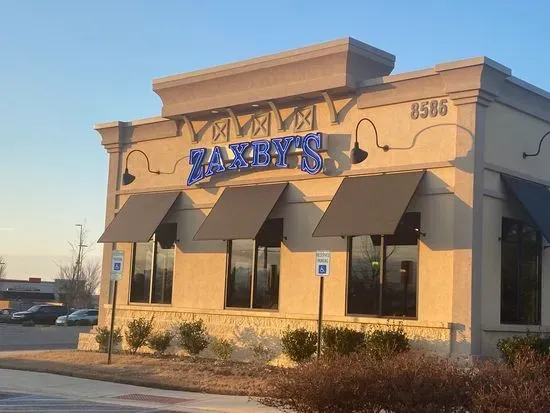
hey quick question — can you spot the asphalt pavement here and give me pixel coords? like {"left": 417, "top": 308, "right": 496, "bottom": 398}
{"left": 0, "top": 369, "right": 277, "bottom": 412}
{"left": 0, "top": 324, "right": 90, "bottom": 352}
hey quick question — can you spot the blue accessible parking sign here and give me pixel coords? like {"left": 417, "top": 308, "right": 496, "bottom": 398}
{"left": 315, "top": 251, "right": 330, "bottom": 277}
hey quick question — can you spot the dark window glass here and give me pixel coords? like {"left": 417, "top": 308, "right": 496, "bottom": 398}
{"left": 226, "top": 219, "right": 282, "bottom": 310}
{"left": 501, "top": 218, "right": 541, "bottom": 325}
{"left": 226, "top": 239, "right": 254, "bottom": 308}
{"left": 152, "top": 225, "right": 176, "bottom": 304}
{"left": 130, "top": 223, "right": 175, "bottom": 305}
{"left": 347, "top": 213, "right": 419, "bottom": 318}
{"left": 130, "top": 241, "right": 153, "bottom": 303}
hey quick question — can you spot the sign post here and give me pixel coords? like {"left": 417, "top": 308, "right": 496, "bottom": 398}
{"left": 315, "top": 250, "right": 330, "bottom": 359}
{"left": 107, "top": 250, "right": 124, "bottom": 365}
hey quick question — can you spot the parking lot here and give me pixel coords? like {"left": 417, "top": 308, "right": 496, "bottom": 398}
{"left": 0, "top": 324, "right": 92, "bottom": 352}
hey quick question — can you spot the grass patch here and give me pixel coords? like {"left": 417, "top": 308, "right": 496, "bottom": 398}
{"left": 0, "top": 351, "right": 280, "bottom": 396}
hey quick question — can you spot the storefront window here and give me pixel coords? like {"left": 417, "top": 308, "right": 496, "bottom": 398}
{"left": 500, "top": 218, "right": 541, "bottom": 325}
{"left": 130, "top": 223, "right": 176, "bottom": 305}
{"left": 347, "top": 213, "right": 420, "bottom": 318}
{"left": 226, "top": 219, "right": 282, "bottom": 310}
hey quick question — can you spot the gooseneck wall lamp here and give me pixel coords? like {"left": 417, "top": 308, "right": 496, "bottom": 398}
{"left": 522, "top": 131, "right": 550, "bottom": 159}
{"left": 122, "top": 149, "right": 188, "bottom": 186}
{"left": 351, "top": 118, "right": 390, "bottom": 164}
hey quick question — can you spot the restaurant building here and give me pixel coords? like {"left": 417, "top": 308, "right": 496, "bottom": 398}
{"left": 79, "top": 38, "right": 550, "bottom": 358}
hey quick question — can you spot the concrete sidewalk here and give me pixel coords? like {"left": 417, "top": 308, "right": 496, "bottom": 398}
{"left": 0, "top": 368, "right": 278, "bottom": 412}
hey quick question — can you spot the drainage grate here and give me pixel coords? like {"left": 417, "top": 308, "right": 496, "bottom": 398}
{"left": 114, "top": 393, "right": 191, "bottom": 404}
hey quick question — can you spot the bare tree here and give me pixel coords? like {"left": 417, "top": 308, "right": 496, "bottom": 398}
{"left": 0, "top": 257, "right": 6, "bottom": 279}
{"left": 57, "top": 225, "right": 100, "bottom": 309}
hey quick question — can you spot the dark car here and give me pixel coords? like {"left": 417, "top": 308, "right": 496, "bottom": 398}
{"left": 10, "top": 304, "right": 69, "bottom": 325}
{"left": 0, "top": 308, "right": 15, "bottom": 323}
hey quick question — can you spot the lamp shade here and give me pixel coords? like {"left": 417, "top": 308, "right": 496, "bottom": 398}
{"left": 350, "top": 142, "right": 368, "bottom": 164}
{"left": 122, "top": 168, "right": 136, "bottom": 186}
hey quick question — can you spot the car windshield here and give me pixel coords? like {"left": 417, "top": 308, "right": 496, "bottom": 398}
{"left": 70, "top": 310, "right": 86, "bottom": 315}
{"left": 26, "top": 306, "right": 42, "bottom": 313}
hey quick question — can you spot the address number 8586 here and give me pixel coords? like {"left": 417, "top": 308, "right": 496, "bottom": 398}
{"left": 411, "top": 99, "right": 448, "bottom": 120}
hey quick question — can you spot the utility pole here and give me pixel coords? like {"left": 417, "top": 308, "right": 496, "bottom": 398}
{"left": 65, "top": 224, "right": 86, "bottom": 325}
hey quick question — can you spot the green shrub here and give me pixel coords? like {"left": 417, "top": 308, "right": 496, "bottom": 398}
{"left": 211, "top": 338, "right": 234, "bottom": 360}
{"left": 95, "top": 326, "right": 122, "bottom": 353}
{"left": 176, "top": 320, "right": 209, "bottom": 355}
{"left": 496, "top": 334, "right": 550, "bottom": 365}
{"left": 281, "top": 328, "right": 317, "bottom": 363}
{"left": 322, "top": 326, "right": 366, "bottom": 357}
{"left": 366, "top": 325, "right": 410, "bottom": 359}
{"left": 124, "top": 317, "right": 155, "bottom": 354}
{"left": 148, "top": 331, "right": 172, "bottom": 355}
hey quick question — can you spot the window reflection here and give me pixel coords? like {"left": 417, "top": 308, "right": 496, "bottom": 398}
{"left": 130, "top": 223, "right": 176, "bottom": 305}
{"left": 347, "top": 213, "right": 419, "bottom": 318}
{"left": 501, "top": 218, "right": 541, "bottom": 325}
{"left": 226, "top": 239, "right": 254, "bottom": 308}
{"left": 226, "top": 219, "right": 282, "bottom": 310}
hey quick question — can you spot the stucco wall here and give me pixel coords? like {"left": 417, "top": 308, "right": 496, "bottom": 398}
{"left": 481, "top": 103, "right": 550, "bottom": 356}
{"left": 93, "top": 93, "right": 471, "bottom": 358}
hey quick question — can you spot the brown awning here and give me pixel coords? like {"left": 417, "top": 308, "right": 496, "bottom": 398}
{"left": 502, "top": 174, "right": 550, "bottom": 242}
{"left": 98, "top": 192, "right": 180, "bottom": 243}
{"left": 193, "top": 183, "right": 287, "bottom": 241}
{"left": 313, "top": 171, "right": 425, "bottom": 237}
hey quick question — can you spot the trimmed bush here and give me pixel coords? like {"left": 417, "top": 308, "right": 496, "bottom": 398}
{"left": 125, "top": 317, "right": 154, "bottom": 354}
{"left": 472, "top": 351, "right": 550, "bottom": 413}
{"left": 176, "top": 320, "right": 209, "bottom": 355}
{"left": 322, "top": 325, "right": 366, "bottom": 357}
{"left": 261, "top": 348, "right": 550, "bottom": 413}
{"left": 95, "top": 326, "right": 122, "bottom": 353}
{"left": 260, "top": 352, "right": 473, "bottom": 413}
{"left": 281, "top": 328, "right": 317, "bottom": 363}
{"left": 496, "top": 334, "right": 550, "bottom": 365}
{"left": 148, "top": 331, "right": 172, "bottom": 355}
{"left": 366, "top": 325, "right": 410, "bottom": 359}
{"left": 211, "top": 338, "right": 234, "bottom": 361}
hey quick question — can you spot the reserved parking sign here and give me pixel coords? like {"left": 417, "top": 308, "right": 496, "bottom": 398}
{"left": 315, "top": 250, "right": 330, "bottom": 277}
{"left": 111, "top": 250, "right": 124, "bottom": 281}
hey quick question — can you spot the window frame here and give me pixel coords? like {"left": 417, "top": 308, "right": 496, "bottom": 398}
{"left": 345, "top": 213, "right": 421, "bottom": 320}
{"left": 224, "top": 219, "right": 282, "bottom": 311}
{"left": 128, "top": 225, "right": 176, "bottom": 306}
{"left": 500, "top": 217, "right": 542, "bottom": 325}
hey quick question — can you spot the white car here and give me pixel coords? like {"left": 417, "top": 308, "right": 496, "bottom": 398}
{"left": 56, "top": 309, "right": 98, "bottom": 326}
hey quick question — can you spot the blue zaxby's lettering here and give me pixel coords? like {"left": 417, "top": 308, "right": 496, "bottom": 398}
{"left": 187, "top": 132, "right": 324, "bottom": 186}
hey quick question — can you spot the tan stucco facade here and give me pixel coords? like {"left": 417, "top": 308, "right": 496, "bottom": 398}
{"left": 81, "top": 38, "right": 550, "bottom": 359}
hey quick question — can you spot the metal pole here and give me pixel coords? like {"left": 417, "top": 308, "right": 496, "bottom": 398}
{"left": 317, "top": 276, "right": 324, "bottom": 359}
{"left": 65, "top": 224, "right": 84, "bottom": 325}
{"left": 107, "top": 280, "right": 118, "bottom": 365}
{"left": 378, "top": 235, "right": 385, "bottom": 315}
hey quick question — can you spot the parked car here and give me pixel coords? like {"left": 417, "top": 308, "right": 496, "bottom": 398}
{"left": 0, "top": 308, "right": 15, "bottom": 323}
{"left": 56, "top": 309, "right": 98, "bottom": 326}
{"left": 10, "top": 304, "right": 69, "bottom": 325}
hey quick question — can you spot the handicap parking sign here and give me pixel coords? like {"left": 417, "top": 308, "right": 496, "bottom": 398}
{"left": 111, "top": 250, "right": 124, "bottom": 281}
{"left": 315, "top": 251, "right": 330, "bottom": 277}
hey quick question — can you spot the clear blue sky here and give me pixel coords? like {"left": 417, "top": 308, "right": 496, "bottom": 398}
{"left": 1, "top": 0, "right": 549, "bottom": 279}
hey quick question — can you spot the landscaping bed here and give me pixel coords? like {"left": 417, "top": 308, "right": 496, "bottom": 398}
{"left": 0, "top": 351, "right": 280, "bottom": 396}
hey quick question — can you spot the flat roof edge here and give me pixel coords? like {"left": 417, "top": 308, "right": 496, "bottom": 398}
{"left": 152, "top": 37, "right": 395, "bottom": 88}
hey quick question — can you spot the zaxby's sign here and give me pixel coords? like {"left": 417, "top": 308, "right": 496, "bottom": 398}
{"left": 187, "top": 132, "right": 325, "bottom": 186}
